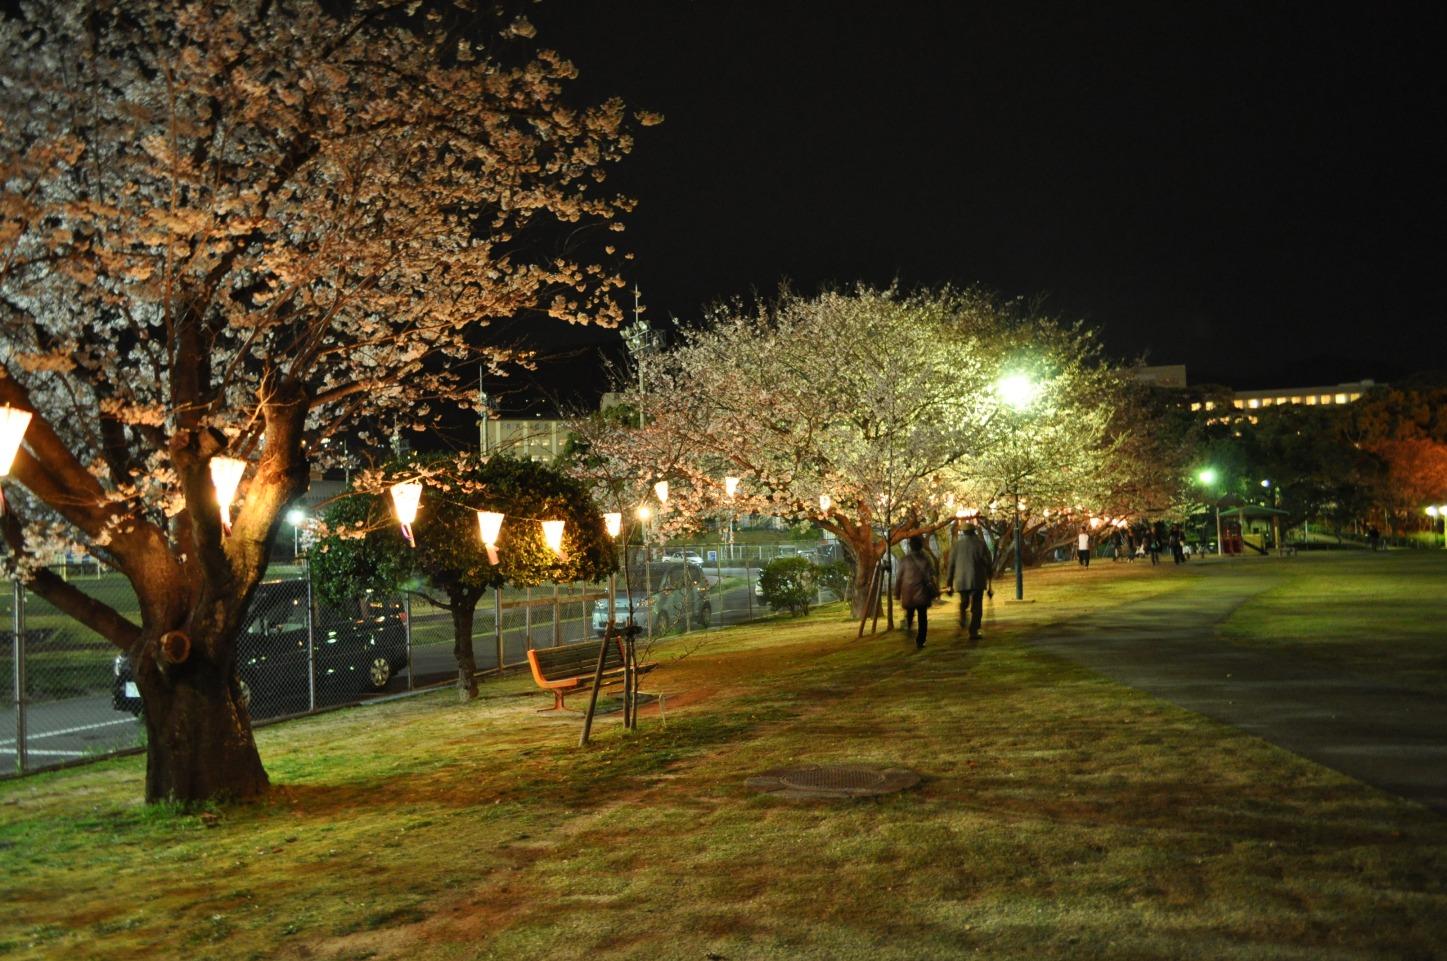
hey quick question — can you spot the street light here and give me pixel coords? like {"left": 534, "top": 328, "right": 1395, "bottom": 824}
{"left": 285, "top": 508, "right": 305, "bottom": 560}
{"left": 995, "top": 372, "right": 1038, "bottom": 600}
{"left": 1197, "top": 468, "right": 1222, "bottom": 556}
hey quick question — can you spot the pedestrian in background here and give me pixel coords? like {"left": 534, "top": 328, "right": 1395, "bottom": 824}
{"left": 1170, "top": 525, "right": 1186, "bottom": 564}
{"left": 894, "top": 535, "right": 939, "bottom": 650}
{"left": 1077, "top": 526, "right": 1091, "bottom": 568}
{"left": 947, "top": 524, "right": 993, "bottom": 641}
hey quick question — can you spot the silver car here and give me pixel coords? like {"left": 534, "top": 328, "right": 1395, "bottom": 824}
{"left": 592, "top": 562, "right": 711, "bottom": 636}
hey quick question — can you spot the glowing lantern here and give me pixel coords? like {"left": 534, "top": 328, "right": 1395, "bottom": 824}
{"left": 603, "top": 512, "right": 622, "bottom": 539}
{"left": 653, "top": 480, "right": 669, "bottom": 504}
{"left": 0, "top": 405, "right": 33, "bottom": 514}
{"left": 477, "top": 510, "right": 504, "bottom": 565}
{"left": 541, "top": 520, "right": 567, "bottom": 558}
{"left": 390, "top": 482, "right": 422, "bottom": 548}
{"left": 209, "top": 456, "right": 247, "bottom": 535}
{"left": 819, "top": 493, "right": 833, "bottom": 514}
{"left": 637, "top": 505, "right": 652, "bottom": 521}
{"left": 724, "top": 476, "right": 740, "bottom": 499}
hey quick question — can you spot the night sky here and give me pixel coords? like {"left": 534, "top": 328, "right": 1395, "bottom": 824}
{"left": 509, "top": 2, "right": 1447, "bottom": 407}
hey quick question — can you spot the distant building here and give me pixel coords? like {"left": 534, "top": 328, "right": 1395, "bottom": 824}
{"left": 479, "top": 400, "right": 568, "bottom": 462}
{"left": 1132, "top": 364, "right": 1188, "bottom": 388}
{"left": 1189, "top": 380, "right": 1377, "bottom": 413}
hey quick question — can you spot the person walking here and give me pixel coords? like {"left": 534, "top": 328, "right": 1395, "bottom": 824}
{"left": 894, "top": 535, "right": 939, "bottom": 650}
{"left": 1077, "top": 526, "right": 1091, "bottom": 568}
{"left": 946, "top": 523, "right": 993, "bottom": 641}
{"left": 1169, "top": 525, "right": 1185, "bottom": 565}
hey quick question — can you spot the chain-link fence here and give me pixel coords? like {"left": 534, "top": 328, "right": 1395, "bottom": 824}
{"left": 3, "top": 541, "right": 843, "bottom": 778}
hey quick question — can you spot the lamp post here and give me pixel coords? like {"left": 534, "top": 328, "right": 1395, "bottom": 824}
{"left": 996, "top": 373, "right": 1040, "bottom": 600}
{"left": 1198, "top": 468, "right": 1222, "bottom": 556}
{"left": 286, "top": 508, "right": 305, "bottom": 561}
{"left": 724, "top": 476, "right": 739, "bottom": 559}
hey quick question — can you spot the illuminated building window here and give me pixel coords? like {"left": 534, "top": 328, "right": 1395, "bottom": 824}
{"left": 1275, "top": 397, "right": 1288, "bottom": 405}
{"left": 1233, "top": 399, "right": 1245, "bottom": 409}
{"left": 1349, "top": 392, "right": 1361, "bottom": 401}
{"left": 1290, "top": 396, "right": 1302, "bottom": 404}
{"left": 1305, "top": 396, "right": 1317, "bottom": 405}
{"left": 1190, "top": 402, "right": 1201, "bottom": 411}
{"left": 1205, "top": 401, "right": 1216, "bottom": 411}
{"left": 1334, "top": 393, "right": 1347, "bottom": 404}
{"left": 1247, "top": 398, "right": 1260, "bottom": 409}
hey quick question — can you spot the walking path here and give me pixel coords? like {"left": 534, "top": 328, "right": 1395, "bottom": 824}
{"left": 1021, "top": 570, "right": 1447, "bottom": 814}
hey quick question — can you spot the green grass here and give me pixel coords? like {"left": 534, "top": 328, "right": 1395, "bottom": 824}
{"left": 1219, "top": 551, "right": 1447, "bottom": 691}
{"left": 2, "top": 557, "right": 1445, "bottom": 960}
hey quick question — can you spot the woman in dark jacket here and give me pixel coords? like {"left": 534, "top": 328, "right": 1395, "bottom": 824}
{"left": 894, "top": 534, "right": 939, "bottom": 650}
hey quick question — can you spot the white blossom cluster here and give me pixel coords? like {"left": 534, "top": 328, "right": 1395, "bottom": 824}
{"left": 0, "top": 1, "right": 641, "bottom": 644}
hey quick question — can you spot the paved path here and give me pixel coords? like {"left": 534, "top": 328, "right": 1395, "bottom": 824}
{"left": 1022, "top": 574, "right": 1447, "bottom": 814}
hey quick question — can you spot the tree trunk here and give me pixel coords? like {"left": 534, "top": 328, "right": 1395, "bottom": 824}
{"left": 450, "top": 595, "right": 480, "bottom": 700}
{"left": 136, "top": 637, "right": 268, "bottom": 804}
{"left": 843, "top": 536, "right": 885, "bottom": 619}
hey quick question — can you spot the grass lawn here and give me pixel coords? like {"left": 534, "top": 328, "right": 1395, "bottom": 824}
{"left": 1219, "top": 551, "right": 1447, "bottom": 692}
{"left": 2, "top": 558, "right": 1445, "bottom": 960}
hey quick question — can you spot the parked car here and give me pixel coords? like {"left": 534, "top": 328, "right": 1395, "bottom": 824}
{"left": 112, "top": 580, "right": 408, "bottom": 720}
{"left": 592, "top": 562, "right": 711, "bottom": 637}
{"left": 663, "top": 550, "right": 705, "bottom": 566}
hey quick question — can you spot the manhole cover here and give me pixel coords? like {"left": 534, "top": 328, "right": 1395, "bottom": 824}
{"left": 746, "top": 764, "right": 921, "bottom": 799}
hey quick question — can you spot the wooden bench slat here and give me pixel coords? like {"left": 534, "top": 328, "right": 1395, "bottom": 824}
{"left": 527, "top": 636, "right": 634, "bottom": 711}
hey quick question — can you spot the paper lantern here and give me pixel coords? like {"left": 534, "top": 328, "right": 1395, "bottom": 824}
{"left": 819, "top": 493, "right": 832, "bottom": 514}
{"left": 724, "top": 476, "right": 740, "bottom": 499}
{"left": 389, "top": 482, "right": 422, "bottom": 548}
{"left": 541, "top": 519, "right": 566, "bottom": 558}
{"left": 653, "top": 480, "right": 669, "bottom": 504}
{"left": 209, "top": 456, "right": 247, "bottom": 535}
{"left": 477, "top": 510, "right": 504, "bottom": 565}
{"left": 603, "top": 512, "right": 622, "bottom": 538}
{"left": 0, "top": 405, "right": 33, "bottom": 515}
{"left": 0, "top": 406, "right": 32, "bottom": 476}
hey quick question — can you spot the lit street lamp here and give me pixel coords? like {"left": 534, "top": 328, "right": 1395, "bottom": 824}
{"left": 1198, "top": 468, "right": 1222, "bottom": 556}
{"left": 285, "top": 508, "right": 305, "bottom": 560}
{"left": 996, "top": 372, "right": 1038, "bottom": 600}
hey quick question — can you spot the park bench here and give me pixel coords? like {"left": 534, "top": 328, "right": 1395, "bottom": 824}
{"left": 526, "top": 634, "right": 653, "bottom": 711}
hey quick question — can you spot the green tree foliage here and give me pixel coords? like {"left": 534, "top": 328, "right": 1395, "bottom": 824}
{"left": 313, "top": 455, "right": 614, "bottom": 697}
{"left": 757, "top": 557, "right": 818, "bottom": 617}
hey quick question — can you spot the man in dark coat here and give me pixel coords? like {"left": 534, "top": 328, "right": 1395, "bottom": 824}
{"left": 945, "top": 524, "right": 992, "bottom": 640}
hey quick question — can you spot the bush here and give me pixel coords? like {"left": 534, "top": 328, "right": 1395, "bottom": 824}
{"left": 815, "top": 560, "right": 851, "bottom": 602}
{"left": 758, "top": 556, "right": 817, "bottom": 616}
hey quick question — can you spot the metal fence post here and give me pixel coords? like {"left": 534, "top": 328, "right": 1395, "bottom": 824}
{"left": 714, "top": 547, "right": 723, "bottom": 632}
{"left": 12, "top": 579, "right": 26, "bottom": 775}
{"left": 404, "top": 592, "right": 414, "bottom": 691}
{"left": 494, "top": 586, "right": 504, "bottom": 675}
{"left": 552, "top": 583, "right": 561, "bottom": 646}
{"left": 524, "top": 586, "right": 532, "bottom": 647}
{"left": 305, "top": 565, "right": 316, "bottom": 712}
{"left": 744, "top": 560, "right": 754, "bottom": 620}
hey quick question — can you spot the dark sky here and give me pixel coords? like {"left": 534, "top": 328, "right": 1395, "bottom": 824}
{"left": 511, "top": 1, "right": 1446, "bottom": 405}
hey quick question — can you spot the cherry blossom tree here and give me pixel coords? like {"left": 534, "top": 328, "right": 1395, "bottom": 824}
{"left": 571, "top": 287, "right": 1008, "bottom": 617}
{"left": 0, "top": 1, "right": 647, "bottom": 801}
{"left": 950, "top": 349, "right": 1188, "bottom": 572}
